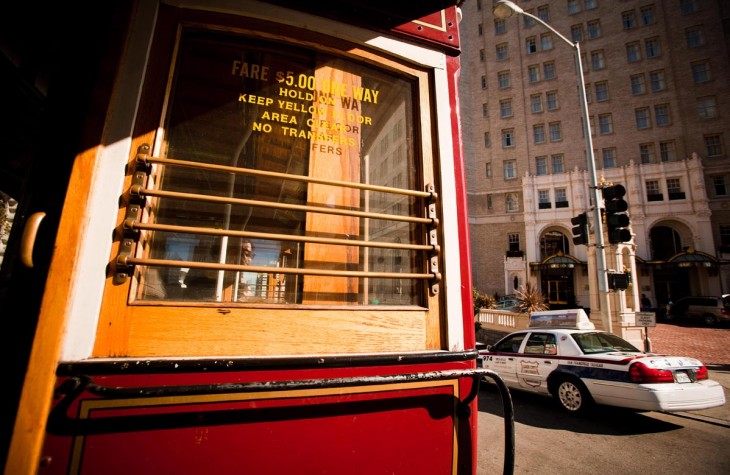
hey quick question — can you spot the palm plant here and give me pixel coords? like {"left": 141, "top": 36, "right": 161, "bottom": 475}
{"left": 514, "top": 283, "right": 549, "bottom": 314}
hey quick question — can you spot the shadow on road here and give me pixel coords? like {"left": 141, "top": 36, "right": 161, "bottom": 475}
{"left": 478, "top": 385, "right": 683, "bottom": 435}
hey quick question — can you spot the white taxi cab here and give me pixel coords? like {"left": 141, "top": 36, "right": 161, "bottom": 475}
{"left": 478, "top": 309, "right": 726, "bottom": 414}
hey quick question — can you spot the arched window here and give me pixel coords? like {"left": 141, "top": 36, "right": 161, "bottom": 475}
{"left": 650, "top": 226, "right": 683, "bottom": 259}
{"left": 540, "top": 230, "right": 569, "bottom": 260}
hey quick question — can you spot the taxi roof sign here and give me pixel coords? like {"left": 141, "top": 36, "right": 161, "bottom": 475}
{"left": 529, "top": 309, "right": 595, "bottom": 330}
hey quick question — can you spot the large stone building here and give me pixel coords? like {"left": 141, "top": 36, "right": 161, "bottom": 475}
{"left": 460, "top": 0, "right": 730, "bottom": 316}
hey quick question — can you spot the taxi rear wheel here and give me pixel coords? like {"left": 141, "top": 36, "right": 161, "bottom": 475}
{"left": 553, "top": 377, "right": 593, "bottom": 414}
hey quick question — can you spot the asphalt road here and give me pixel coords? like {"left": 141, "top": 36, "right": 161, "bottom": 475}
{"left": 476, "top": 371, "right": 730, "bottom": 475}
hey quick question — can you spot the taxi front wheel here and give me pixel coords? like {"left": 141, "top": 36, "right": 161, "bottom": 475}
{"left": 553, "top": 377, "right": 593, "bottom": 415}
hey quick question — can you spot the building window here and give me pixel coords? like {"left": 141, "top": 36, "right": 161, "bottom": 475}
{"left": 539, "top": 190, "right": 552, "bottom": 209}
{"left": 667, "top": 178, "right": 685, "bottom": 200}
{"left": 587, "top": 20, "right": 601, "bottom": 39}
{"left": 660, "top": 140, "right": 676, "bottom": 162}
{"left": 626, "top": 42, "right": 641, "bottom": 62}
{"left": 602, "top": 148, "right": 616, "bottom": 168}
{"left": 500, "top": 99, "right": 513, "bottom": 118}
{"left": 622, "top": 11, "right": 636, "bottom": 29}
{"left": 531, "top": 94, "right": 543, "bottom": 113}
{"left": 591, "top": 51, "right": 605, "bottom": 70}
{"left": 655, "top": 104, "right": 670, "bottom": 126}
{"left": 630, "top": 74, "right": 646, "bottom": 94}
{"left": 640, "top": 143, "right": 655, "bottom": 164}
{"left": 704, "top": 134, "right": 723, "bottom": 157}
{"left": 645, "top": 38, "right": 661, "bottom": 58}
{"left": 640, "top": 5, "right": 655, "bottom": 25}
{"left": 571, "top": 24, "right": 584, "bottom": 42}
{"left": 536, "top": 156, "right": 548, "bottom": 175}
{"left": 712, "top": 176, "right": 728, "bottom": 196}
{"left": 498, "top": 71, "right": 511, "bottom": 89}
{"left": 585, "top": 0, "right": 597, "bottom": 10}
{"left": 506, "top": 192, "right": 519, "bottom": 212}
{"left": 543, "top": 62, "right": 556, "bottom": 79}
{"left": 537, "top": 5, "right": 550, "bottom": 21}
{"left": 549, "top": 122, "right": 562, "bottom": 141}
{"left": 502, "top": 129, "right": 515, "bottom": 148}
{"left": 508, "top": 233, "right": 520, "bottom": 252}
{"left": 685, "top": 27, "right": 704, "bottom": 48}
{"left": 595, "top": 81, "right": 608, "bottom": 101}
{"left": 697, "top": 96, "right": 717, "bottom": 119}
{"left": 496, "top": 43, "right": 509, "bottom": 60}
{"left": 551, "top": 154, "right": 564, "bottom": 173}
{"left": 479, "top": 49, "right": 485, "bottom": 62}
{"left": 541, "top": 33, "right": 553, "bottom": 51}
{"left": 646, "top": 180, "right": 663, "bottom": 201}
{"left": 486, "top": 161, "right": 492, "bottom": 177}
{"left": 555, "top": 188, "right": 568, "bottom": 208}
{"left": 635, "top": 108, "right": 651, "bottom": 129}
{"left": 482, "top": 102, "right": 489, "bottom": 118}
{"left": 650, "top": 70, "right": 666, "bottom": 91}
{"left": 484, "top": 132, "right": 491, "bottom": 147}
{"left": 478, "top": 23, "right": 483, "bottom": 36}
{"left": 716, "top": 223, "right": 730, "bottom": 250}
{"left": 504, "top": 160, "right": 517, "bottom": 179}
{"left": 524, "top": 11, "right": 536, "bottom": 27}
{"left": 546, "top": 91, "right": 558, "bottom": 110}
{"left": 581, "top": 52, "right": 589, "bottom": 73}
{"left": 528, "top": 65, "right": 540, "bottom": 83}
{"left": 481, "top": 75, "right": 487, "bottom": 89}
{"left": 495, "top": 18, "right": 506, "bottom": 34}
{"left": 598, "top": 113, "right": 613, "bottom": 134}
{"left": 487, "top": 194, "right": 493, "bottom": 209}
{"left": 526, "top": 37, "right": 537, "bottom": 54}
{"left": 568, "top": 0, "right": 581, "bottom": 15}
{"left": 532, "top": 124, "right": 545, "bottom": 144}
{"left": 691, "top": 61, "right": 710, "bottom": 83}
{"left": 680, "top": 0, "right": 698, "bottom": 15}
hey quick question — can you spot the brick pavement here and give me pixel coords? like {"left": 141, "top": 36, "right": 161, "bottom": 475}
{"left": 646, "top": 322, "right": 730, "bottom": 366}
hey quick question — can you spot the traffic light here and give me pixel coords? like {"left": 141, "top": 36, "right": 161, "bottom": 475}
{"left": 602, "top": 184, "right": 631, "bottom": 244}
{"left": 571, "top": 212, "right": 589, "bottom": 246}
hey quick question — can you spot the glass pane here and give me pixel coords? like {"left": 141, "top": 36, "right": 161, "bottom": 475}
{"left": 135, "top": 30, "right": 423, "bottom": 306}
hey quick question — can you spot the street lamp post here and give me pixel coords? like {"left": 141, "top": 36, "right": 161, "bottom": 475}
{"left": 492, "top": 0, "right": 612, "bottom": 333}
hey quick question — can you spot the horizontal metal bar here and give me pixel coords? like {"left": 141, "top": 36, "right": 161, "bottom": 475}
{"left": 138, "top": 152, "right": 435, "bottom": 200}
{"left": 131, "top": 186, "right": 432, "bottom": 225}
{"left": 67, "top": 369, "right": 504, "bottom": 398}
{"left": 125, "top": 221, "right": 435, "bottom": 252}
{"left": 119, "top": 256, "right": 438, "bottom": 280}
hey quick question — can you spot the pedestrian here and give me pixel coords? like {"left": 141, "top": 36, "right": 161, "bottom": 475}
{"left": 237, "top": 239, "right": 256, "bottom": 301}
{"left": 640, "top": 293, "right": 652, "bottom": 311}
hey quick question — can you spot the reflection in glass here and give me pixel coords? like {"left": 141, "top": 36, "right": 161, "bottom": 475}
{"left": 135, "top": 30, "right": 424, "bottom": 306}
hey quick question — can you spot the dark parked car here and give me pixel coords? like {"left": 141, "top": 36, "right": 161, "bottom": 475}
{"left": 665, "top": 296, "right": 730, "bottom": 326}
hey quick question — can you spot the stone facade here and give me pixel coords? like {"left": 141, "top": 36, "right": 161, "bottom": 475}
{"left": 460, "top": 0, "right": 730, "bottom": 313}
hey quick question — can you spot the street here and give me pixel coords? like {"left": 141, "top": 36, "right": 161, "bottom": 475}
{"left": 476, "top": 367, "right": 730, "bottom": 474}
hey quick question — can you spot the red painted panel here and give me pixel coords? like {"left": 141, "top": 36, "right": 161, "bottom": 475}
{"left": 392, "top": 7, "right": 461, "bottom": 52}
{"left": 41, "top": 365, "right": 475, "bottom": 474}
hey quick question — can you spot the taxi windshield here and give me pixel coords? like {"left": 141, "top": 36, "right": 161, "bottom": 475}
{"left": 571, "top": 332, "right": 641, "bottom": 354}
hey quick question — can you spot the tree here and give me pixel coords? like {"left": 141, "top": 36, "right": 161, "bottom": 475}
{"left": 472, "top": 287, "right": 495, "bottom": 315}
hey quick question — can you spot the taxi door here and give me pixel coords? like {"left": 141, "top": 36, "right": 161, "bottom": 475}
{"left": 482, "top": 333, "right": 527, "bottom": 387}
{"left": 516, "top": 332, "right": 557, "bottom": 394}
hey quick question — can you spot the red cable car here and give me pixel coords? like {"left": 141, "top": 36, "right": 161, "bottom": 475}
{"left": 1, "top": 2, "right": 512, "bottom": 474}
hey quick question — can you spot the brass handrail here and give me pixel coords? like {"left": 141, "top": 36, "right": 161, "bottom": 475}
{"left": 124, "top": 220, "right": 435, "bottom": 252}
{"left": 131, "top": 186, "right": 432, "bottom": 225}
{"left": 137, "top": 149, "right": 436, "bottom": 200}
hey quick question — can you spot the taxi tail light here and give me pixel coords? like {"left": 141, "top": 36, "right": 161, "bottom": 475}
{"left": 629, "top": 362, "right": 674, "bottom": 383}
{"left": 694, "top": 365, "right": 708, "bottom": 380}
